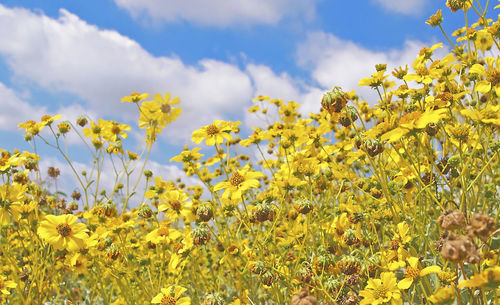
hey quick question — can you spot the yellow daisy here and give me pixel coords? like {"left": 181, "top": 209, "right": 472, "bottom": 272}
{"left": 397, "top": 257, "right": 441, "bottom": 290}
{"left": 37, "top": 214, "right": 88, "bottom": 252}
{"left": 191, "top": 120, "right": 234, "bottom": 146}
{"left": 359, "top": 272, "right": 402, "bottom": 305}
{"left": 151, "top": 285, "right": 191, "bottom": 305}
{"left": 121, "top": 92, "right": 149, "bottom": 103}
{"left": 213, "top": 166, "right": 263, "bottom": 201}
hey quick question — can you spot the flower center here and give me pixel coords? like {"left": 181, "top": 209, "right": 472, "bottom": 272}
{"left": 230, "top": 172, "right": 245, "bottom": 186}
{"left": 0, "top": 279, "right": 5, "bottom": 289}
{"left": 404, "top": 266, "right": 421, "bottom": 279}
{"left": 160, "top": 295, "right": 177, "bottom": 305}
{"left": 206, "top": 124, "right": 219, "bottom": 136}
{"left": 486, "top": 69, "right": 500, "bottom": 86}
{"left": 157, "top": 227, "right": 169, "bottom": 236}
{"left": 373, "top": 285, "right": 389, "bottom": 299}
{"left": 56, "top": 224, "right": 72, "bottom": 237}
{"left": 170, "top": 200, "right": 182, "bottom": 211}
{"left": 481, "top": 109, "right": 497, "bottom": 119}
{"left": 436, "top": 92, "right": 453, "bottom": 101}
{"left": 111, "top": 124, "right": 121, "bottom": 135}
{"left": 416, "top": 66, "right": 430, "bottom": 76}
{"left": 161, "top": 104, "right": 172, "bottom": 114}
{"left": 92, "top": 126, "right": 102, "bottom": 134}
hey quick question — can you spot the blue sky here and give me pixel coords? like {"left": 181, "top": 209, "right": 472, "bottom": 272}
{"left": 0, "top": 0, "right": 476, "bottom": 193}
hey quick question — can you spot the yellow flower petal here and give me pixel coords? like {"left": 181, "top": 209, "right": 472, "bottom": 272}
{"left": 420, "top": 265, "right": 441, "bottom": 277}
{"left": 381, "top": 128, "right": 408, "bottom": 143}
{"left": 469, "top": 64, "right": 486, "bottom": 76}
{"left": 476, "top": 80, "right": 491, "bottom": 93}
{"left": 397, "top": 277, "right": 413, "bottom": 290}
{"left": 151, "top": 293, "right": 163, "bottom": 303}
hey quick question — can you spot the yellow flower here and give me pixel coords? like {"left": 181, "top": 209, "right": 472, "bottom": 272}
{"left": 82, "top": 119, "right": 106, "bottom": 141}
{"left": 397, "top": 257, "right": 441, "bottom": 289}
{"left": 68, "top": 252, "right": 89, "bottom": 274}
{"left": 381, "top": 108, "right": 448, "bottom": 143}
{"left": 252, "top": 95, "right": 270, "bottom": 102}
{"left": 191, "top": 120, "right": 234, "bottom": 146}
{"left": 213, "top": 166, "right": 263, "bottom": 201}
{"left": 248, "top": 105, "right": 260, "bottom": 113}
{"left": 426, "top": 10, "right": 443, "bottom": 27}
{"left": 395, "top": 222, "right": 412, "bottom": 245}
{"left": 474, "top": 29, "right": 494, "bottom": 51}
{"left": 101, "top": 120, "right": 131, "bottom": 142}
{"left": 139, "top": 93, "right": 182, "bottom": 128}
{"left": 152, "top": 93, "right": 182, "bottom": 127}
{"left": 457, "top": 266, "right": 500, "bottom": 289}
{"left": 37, "top": 214, "right": 88, "bottom": 252}
{"left": 121, "top": 92, "right": 149, "bottom": 103}
{"left": 151, "top": 285, "right": 191, "bottom": 305}
{"left": 428, "top": 286, "right": 455, "bottom": 304}
{"left": 359, "top": 70, "right": 389, "bottom": 88}
{"left": 18, "top": 115, "right": 63, "bottom": 137}
{"left": 145, "top": 177, "right": 176, "bottom": 199}
{"left": 0, "top": 275, "right": 17, "bottom": 295}
{"left": 146, "top": 223, "right": 182, "bottom": 244}
{"left": 40, "top": 114, "right": 63, "bottom": 126}
{"left": 461, "top": 105, "right": 500, "bottom": 126}
{"left": 18, "top": 120, "right": 43, "bottom": 136}
{"left": 279, "top": 101, "right": 300, "bottom": 124}
{"left": 170, "top": 147, "right": 204, "bottom": 163}
{"left": 469, "top": 56, "right": 500, "bottom": 95}
{"left": 0, "top": 184, "right": 25, "bottom": 225}
{"left": 359, "top": 272, "right": 402, "bottom": 305}
{"left": 240, "top": 128, "right": 266, "bottom": 147}
{"left": 158, "top": 190, "right": 193, "bottom": 222}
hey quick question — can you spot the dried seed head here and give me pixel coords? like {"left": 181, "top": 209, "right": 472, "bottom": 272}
{"left": 196, "top": 204, "right": 214, "bottom": 222}
{"left": 467, "top": 213, "right": 496, "bottom": 242}
{"left": 47, "top": 166, "right": 60, "bottom": 178}
{"left": 71, "top": 190, "right": 82, "bottom": 201}
{"left": 440, "top": 233, "right": 478, "bottom": 263}
{"left": 321, "top": 87, "right": 348, "bottom": 114}
{"left": 291, "top": 288, "right": 317, "bottom": 305}
{"left": 295, "top": 198, "right": 313, "bottom": 214}
{"left": 138, "top": 205, "right": 153, "bottom": 219}
{"left": 192, "top": 224, "right": 211, "bottom": 246}
{"left": 438, "top": 209, "right": 466, "bottom": 231}
{"left": 363, "top": 139, "right": 384, "bottom": 157}
{"left": 342, "top": 292, "right": 360, "bottom": 305}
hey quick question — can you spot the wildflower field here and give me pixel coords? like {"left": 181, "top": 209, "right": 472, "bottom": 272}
{"left": 1, "top": 1, "right": 499, "bottom": 304}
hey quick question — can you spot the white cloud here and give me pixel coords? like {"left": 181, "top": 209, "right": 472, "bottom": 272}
{"left": 296, "top": 32, "right": 445, "bottom": 103}
{"left": 114, "top": 0, "right": 318, "bottom": 27}
{"left": 0, "top": 5, "right": 253, "bottom": 143}
{"left": 371, "top": 0, "right": 427, "bottom": 15}
{"left": 0, "top": 82, "right": 46, "bottom": 130}
{"left": 245, "top": 64, "right": 323, "bottom": 123}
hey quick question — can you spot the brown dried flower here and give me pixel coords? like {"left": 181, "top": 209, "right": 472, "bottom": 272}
{"left": 291, "top": 288, "right": 317, "bottom": 305}
{"left": 440, "top": 233, "right": 479, "bottom": 263}
{"left": 467, "top": 213, "right": 496, "bottom": 242}
{"left": 437, "top": 209, "right": 466, "bottom": 231}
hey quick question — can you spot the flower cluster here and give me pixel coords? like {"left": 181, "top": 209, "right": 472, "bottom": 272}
{"left": 0, "top": 1, "right": 499, "bottom": 304}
